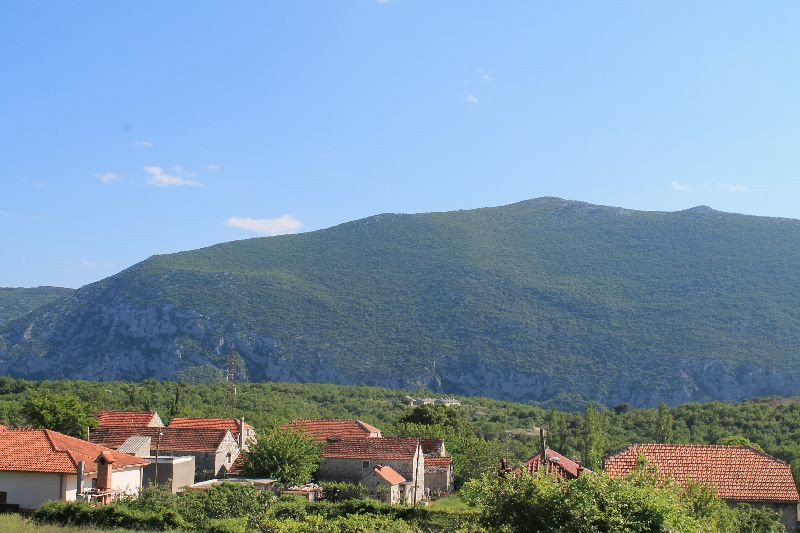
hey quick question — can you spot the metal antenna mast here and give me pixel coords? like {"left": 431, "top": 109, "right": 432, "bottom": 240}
{"left": 225, "top": 345, "right": 237, "bottom": 416}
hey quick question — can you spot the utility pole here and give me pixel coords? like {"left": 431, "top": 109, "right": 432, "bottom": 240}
{"left": 154, "top": 431, "right": 163, "bottom": 486}
{"left": 225, "top": 345, "right": 237, "bottom": 417}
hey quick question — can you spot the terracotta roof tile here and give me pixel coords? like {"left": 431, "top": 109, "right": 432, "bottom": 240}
{"left": 90, "top": 426, "right": 231, "bottom": 453}
{"left": 169, "top": 417, "right": 253, "bottom": 434}
{"left": 96, "top": 411, "right": 162, "bottom": 427}
{"left": 421, "top": 438, "right": 444, "bottom": 455}
{"left": 374, "top": 465, "right": 406, "bottom": 485}
{"left": 322, "top": 437, "right": 419, "bottom": 460}
{"left": 0, "top": 429, "right": 147, "bottom": 474}
{"left": 518, "top": 448, "right": 588, "bottom": 479}
{"left": 281, "top": 419, "right": 382, "bottom": 441}
{"left": 425, "top": 456, "right": 452, "bottom": 469}
{"left": 227, "top": 454, "right": 246, "bottom": 476}
{"left": 0, "top": 424, "right": 6, "bottom": 431}
{"left": 604, "top": 444, "right": 800, "bottom": 502}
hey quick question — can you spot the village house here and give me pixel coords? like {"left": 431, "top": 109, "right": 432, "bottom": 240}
{"left": 0, "top": 429, "right": 147, "bottom": 511}
{"left": 515, "top": 447, "right": 590, "bottom": 480}
{"left": 421, "top": 438, "right": 454, "bottom": 494}
{"left": 604, "top": 444, "right": 800, "bottom": 533}
{"left": 318, "top": 437, "right": 425, "bottom": 504}
{"left": 90, "top": 426, "right": 239, "bottom": 480}
{"left": 96, "top": 410, "right": 164, "bottom": 428}
{"left": 168, "top": 417, "right": 255, "bottom": 450}
{"left": 362, "top": 465, "right": 406, "bottom": 505}
{"left": 280, "top": 418, "right": 382, "bottom": 440}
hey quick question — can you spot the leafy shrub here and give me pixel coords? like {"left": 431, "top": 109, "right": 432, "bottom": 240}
{"left": 178, "top": 482, "right": 274, "bottom": 525}
{"left": 32, "top": 500, "right": 187, "bottom": 531}
{"left": 320, "top": 481, "right": 368, "bottom": 502}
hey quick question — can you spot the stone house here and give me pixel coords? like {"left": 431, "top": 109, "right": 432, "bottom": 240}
{"left": 90, "top": 426, "right": 239, "bottom": 480}
{"left": 318, "top": 437, "right": 425, "bottom": 504}
{"left": 96, "top": 410, "right": 164, "bottom": 428}
{"left": 421, "top": 438, "right": 454, "bottom": 495}
{"left": 0, "top": 429, "right": 147, "bottom": 511}
{"left": 168, "top": 417, "right": 256, "bottom": 450}
{"left": 604, "top": 444, "right": 800, "bottom": 533}
{"left": 362, "top": 465, "right": 406, "bottom": 505}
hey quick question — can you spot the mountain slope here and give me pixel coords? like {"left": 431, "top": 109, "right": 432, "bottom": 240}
{"left": 0, "top": 286, "right": 74, "bottom": 326}
{"left": 1, "top": 198, "right": 799, "bottom": 407}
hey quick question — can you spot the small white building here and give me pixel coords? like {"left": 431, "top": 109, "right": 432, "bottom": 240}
{"left": 0, "top": 429, "right": 148, "bottom": 511}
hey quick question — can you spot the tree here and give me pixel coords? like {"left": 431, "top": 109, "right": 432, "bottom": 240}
{"left": 241, "top": 429, "right": 321, "bottom": 485}
{"left": 398, "top": 404, "right": 469, "bottom": 433}
{"left": 580, "top": 404, "right": 607, "bottom": 470}
{"left": 22, "top": 390, "right": 96, "bottom": 438}
{"left": 717, "top": 435, "right": 764, "bottom": 452}
{"left": 546, "top": 409, "right": 568, "bottom": 451}
{"left": 655, "top": 402, "right": 674, "bottom": 443}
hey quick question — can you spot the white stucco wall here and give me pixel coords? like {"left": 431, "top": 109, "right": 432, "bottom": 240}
{"left": 0, "top": 472, "right": 63, "bottom": 510}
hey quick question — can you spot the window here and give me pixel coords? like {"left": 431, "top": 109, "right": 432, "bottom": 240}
{"left": 0, "top": 491, "right": 7, "bottom": 504}
{"left": 362, "top": 461, "right": 370, "bottom": 469}
{"left": 91, "top": 478, "right": 97, "bottom": 489}
{"left": 226, "top": 452, "right": 232, "bottom": 463}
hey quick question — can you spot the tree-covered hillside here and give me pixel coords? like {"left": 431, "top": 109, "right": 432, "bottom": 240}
{"left": 0, "top": 286, "right": 73, "bottom": 326}
{"left": 1, "top": 198, "right": 799, "bottom": 406}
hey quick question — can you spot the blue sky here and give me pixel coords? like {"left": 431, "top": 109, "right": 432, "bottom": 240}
{"left": 2, "top": 1, "right": 800, "bottom": 288}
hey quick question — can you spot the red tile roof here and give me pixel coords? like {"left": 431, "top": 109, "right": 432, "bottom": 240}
{"left": 227, "top": 454, "right": 246, "bottom": 476}
{"left": 281, "top": 419, "right": 382, "bottom": 441}
{"left": 604, "top": 444, "right": 800, "bottom": 502}
{"left": 374, "top": 465, "right": 406, "bottom": 485}
{"left": 168, "top": 417, "right": 253, "bottom": 433}
{"left": 0, "top": 424, "right": 6, "bottom": 431}
{"left": 90, "top": 426, "right": 231, "bottom": 453}
{"left": 421, "top": 438, "right": 444, "bottom": 455}
{"left": 517, "top": 448, "right": 588, "bottom": 480}
{"left": 322, "top": 437, "right": 419, "bottom": 460}
{"left": 0, "top": 429, "right": 147, "bottom": 474}
{"left": 425, "top": 456, "right": 452, "bottom": 469}
{"left": 96, "top": 411, "right": 161, "bottom": 427}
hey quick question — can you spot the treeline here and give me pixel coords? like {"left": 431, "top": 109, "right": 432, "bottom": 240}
{"left": 2, "top": 377, "right": 800, "bottom": 483}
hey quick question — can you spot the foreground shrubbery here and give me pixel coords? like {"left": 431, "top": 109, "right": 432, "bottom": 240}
{"left": 463, "top": 469, "right": 785, "bottom": 533}
{"left": 32, "top": 485, "right": 477, "bottom": 532}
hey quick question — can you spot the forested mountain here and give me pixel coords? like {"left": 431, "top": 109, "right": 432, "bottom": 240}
{"left": 1, "top": 197, "right": 799, "bottom": 407}
{"left": 0, "top": 286, "right": 73, "bottom": 326}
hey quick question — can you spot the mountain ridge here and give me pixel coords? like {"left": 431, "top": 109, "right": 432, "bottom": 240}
{"left": 2, "top": 197, "right": 799, "bottom": 408}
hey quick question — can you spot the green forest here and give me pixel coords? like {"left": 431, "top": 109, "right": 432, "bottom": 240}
{"left": 3, "top": 377, "right": 800, "bottom": 484}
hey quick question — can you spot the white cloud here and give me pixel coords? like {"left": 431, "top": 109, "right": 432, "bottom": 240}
{"left": 225, "top": 215, "right": 303, "bottom": 236}
{"left": 670, "top": 181, "right": 689, "bottom": 192}
{"left": 476, "top": 67, "right": 493, "bottom": 81}
{"left": 718, "top": 183, "right": 747, "bottom": 193}
{"left": 463, "top": 95, "right": 479, "bottom": 105}
{"left": 81, "top": 258, "right": 97, "bottom": 268}
{"left": 22, "top": 179, "right": 46, "bottom": 189}
{"left": 144, "top": 166, "right": 202, "bottom": 187}
{"left": 135, "top": 140, "right": 153, "bottom": 148}
{"left": 207, "top": 164, "right": 220, "bottom": 171}
{"left": 97, "top": 172, "right": 120, "bottom": 184}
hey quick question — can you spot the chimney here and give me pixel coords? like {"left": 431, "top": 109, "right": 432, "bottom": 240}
{"left": 94, "top": 452, "right": 116, "bottom": 504}
{"left": 239, "top": 417, "right": 245, "bottom": 449}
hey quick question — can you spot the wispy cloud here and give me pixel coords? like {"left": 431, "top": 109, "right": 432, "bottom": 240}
{"left": 476, "top": 67, "right": 493, "bottom": 81}
{"left": 97, "top": 172, "right": 121, "bottom": 184}
{"left": 207, "top": 164, "right": 220, "bottom": 172}
{"left": 22, "top": 178, "right": 46, "bottom": 189}
{"left": 376, "top": 0, "right": 391, "bottom": 3}
{"left": 718, "top": 183, "right": 747, "bottom": 193}
{"left": 81, "top": 258, "right": 97, "bottom": 268}
{"left": 135, "top": 140, "right": 153, "bottom": 148}
{"left": 670, "top": 181, "right": 690, "bottom": 192}
{"left": 463, "top": 95, "right": 479, "bottom": 105}
{"left": 225, "top": 215, "right": 303, "bottom": 236}
{"left": 144, "top": 166, "right": 202, "bottom": 187}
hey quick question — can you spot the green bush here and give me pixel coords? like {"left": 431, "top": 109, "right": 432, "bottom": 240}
{"left": 319, "top": 481, "right": 367, "bottom": 501}
{"left": 32, "top": 499, "right": 187, "bottom": 531}
{"left": 178, "top": 482, "right": 274, "bottom": 525}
